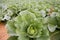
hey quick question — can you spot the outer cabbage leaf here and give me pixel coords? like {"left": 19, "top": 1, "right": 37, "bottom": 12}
{"left": 7, "top": 36, "right": 18, "bottom": 40}
{"left": 6, "top": 20, "right": 16, "bottom": 36}
{"left": 45, "top": 13, "right": 57, "bottom": 32}
{"left": 36, "top": 27, "right": 50, "bottom": 40}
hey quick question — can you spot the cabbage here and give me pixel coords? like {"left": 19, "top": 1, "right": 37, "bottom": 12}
{"left": 6, "top": 10, "right": 50, "bottom": 40}
{"left": 0, "top": 4, "right": 20, "bottom": 21}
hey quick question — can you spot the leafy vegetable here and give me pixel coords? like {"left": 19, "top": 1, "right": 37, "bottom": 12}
{"left": 6, "top": 10, "right": 50, "bottom": 40}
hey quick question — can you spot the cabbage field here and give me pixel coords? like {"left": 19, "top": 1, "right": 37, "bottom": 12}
{"left": 0, "top": 0, "right": 60, "bottom": 40}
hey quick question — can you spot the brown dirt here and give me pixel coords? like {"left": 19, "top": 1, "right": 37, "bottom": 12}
{"left": 0, "top": 23, "right": 9, "bottom": 40}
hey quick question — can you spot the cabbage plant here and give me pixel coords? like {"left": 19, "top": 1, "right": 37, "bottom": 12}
{"left": 0, "top": 3, "right": 21, "bottom": 21}
{"left": 6, "top": 10, "right": 50, "bottom": 40}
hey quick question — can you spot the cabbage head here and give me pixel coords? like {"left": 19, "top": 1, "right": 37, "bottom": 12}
{"left": 6, "top": 10, "right": 50, "bottom": 40}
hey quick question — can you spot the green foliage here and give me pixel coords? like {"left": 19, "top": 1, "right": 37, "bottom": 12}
{"left": 6, "top": 10, "right": 49, "bottom": 40}
{"left": 1, "top": 0, "right": 60, "bottom": 40}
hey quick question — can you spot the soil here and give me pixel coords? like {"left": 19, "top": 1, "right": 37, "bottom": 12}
{"left": 0, "top": 23, "right": 9, "bottom": 40}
